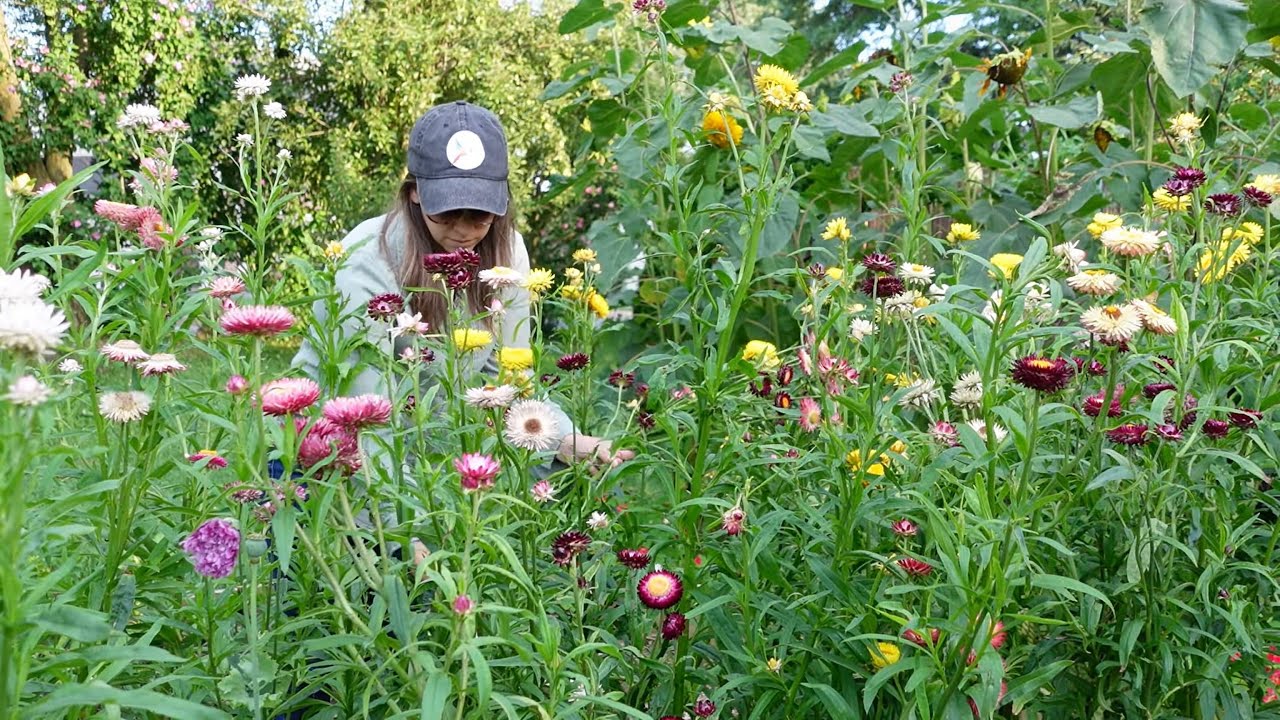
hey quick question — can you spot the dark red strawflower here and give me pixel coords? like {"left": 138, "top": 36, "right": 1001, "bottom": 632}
{"left": 807, "top": 262, "right": 826, "bottom": 278}
{"left": 445, "top": 267, "right": 475, "bottom": 290}
{"left": 774, "top": 391, "right": 793, "bottom": 409}
{"left": 635, "top": 383, "right": 650, "bottom": 399}
{"left": 366, "top": 293, "right": 405, "bottom": 320}
{"left": 1174, "top": 393, "right": 1199, "bottom": 429}
{"left": 420, "top": 348, "right": 436, "bottom": 364}
{"left": 422, "top": 252, "right": 458, "bottom": 273}
{"left": 637, "top": 569, "right": 683, "bottom": 609}
{"left": 693, "top": 694, "right": 716, "bottom": 718}
{"left": 1155, "top": 423, "right": 1183, "bottom": 442}
{"left": 897, "top": 557, "right": 933, "bottom": 577}
{"left": 777, "top": 364, "right": 794, "bottom": 386}
{"left": 637, "top": 411, "right": 656, "bottom": 429}
{"left": 1228, "top": 409, "right": 1262, "bottom": 429}
{"left": 1011, "top": 356, "right": 1075, "bottom": 393}
{"left": 557, "top": 353, "right": 589, "bottom": 371}
{"left": 551, "top": 530, "right": 591, "bottom": 566}
{"left": 860, "top": 274, "right": 905, "bottom": 299}
{"left": 661, "top": 612, "right": 687, "bottom": 640}
{"left": 453, "top": 248, "right": 481, "bottom": 267}
{"left": 1172, "top": 166, "right": 1207, "bottom": 188}
{"left": 1083, "top": 387, "right": 1124, "bottom": 418}
{"left": 1143, "top": 382, "right": 1176, "bottom": 399}
{"left": 540, "top": 373, "right": 560, "bottom": 386}
{"left": 1163, "top": 178, "right": 1196, "bottom": 197}
{"left": 1106, "top": 423, "right": 1150, "bottom": 446}
{"left": 903, "top": 627, "right": 941, "bottom": 647}
{"left": 861, "top": 252, "right": 896, "bottom": 274}
{"left": 607, "top": 370, "right": 635, "bottom": 388}
{"left": 1243, "top": 186, "right": 1273, "bottom": 208}
{"left": 749, "top": 373, "right": 773, "bottom": 397}
{"left": 1202, "top": 418, "right": 1230, "bottom": 439}
{"left": 1072, "top": 357, "right": 1106, "bottom": 376}
{"left": 1204, "top": 193, "right": 1243, "bottom": 217}
{"left": 617, "top": 547, "right": 650, "bottom": 569}
{"left": 1154, "top": 355, "right": 1176, "bottom": 373}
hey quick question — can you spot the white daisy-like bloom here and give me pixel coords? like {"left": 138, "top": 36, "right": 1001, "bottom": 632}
{"left": 899, "top": 378, "right": 941, "bottom": 409}
{"left": 263, "top": 101, "right": 286, "bottom": 119}
{"left": 199, "top": 227, "right": 223, "bottom": 240}
{"left": 950, "top": 370, "right": 983, "bottom": 410}
{"left": 464, "top": 384, "right": 518, "bottom": 409}
{"left": 928, "top": 283, "right": 950, "bottom": 301}
{"left": 1100, "top": 226, "right": 1162, "bottom": 258}
{"left": 479, "top": 266, "right": 525, "bottom": 290}
{"left": 1130, "top": 299, "right": 1177, "bottom": 335}
{"left": 1053, "top": 241, "right": 1087, "bottom": 274}
{"left": 0, "top": 300, "right": 68, "bottom": 357}
{"left": 390, "top": 311, "right": 429, "bottom": 339}
{"left": 5, "top": 375, "right": 51, "bottom": 406}
{"left": 235, "top": 133, "right": 254, "bottom": 147}
{"left": 1081, "top": 303, "right": 1143, "bottom": 345}
{"left": 276, "top": 148, "right": 292, "bottom": 161}
{"left": 504, "top": 399, "right": 561, "bottom": 452}
{"left": 898, "top": 263, "right": 936, "bottom": 285}
{"left": 1067, "top": 269, "right": 1122, "bottom": 296}
{"left": 117, "top": 103, "right": 162, "bottom": 129}
{"left": 138, "top": 352, "right": 187, "bottom": 377}
{"left": 57, "top": 357, "right": 82, "bottom": 374}
{"left": 965, "top": 418, "right": 1008, "bottom": 443}
{"left": 98, "top": 391, "right": 152, "bottom": 423}
{"left": 586, "top": 511, "right": 609, "bottom": 530}
{"left": 100, "top": 339, "right": 150, "bottom": 363}
{"left": 881, "top": 290, "right": 922, "bottom": 320}
{"left": 234, "top": 74, "right": 272, "bottom": 100}
{"left": 849, "top": 318, "right": 877, "bottom": 341}
{"left": 0, "top": 268, "right": 51, "bottom": 303}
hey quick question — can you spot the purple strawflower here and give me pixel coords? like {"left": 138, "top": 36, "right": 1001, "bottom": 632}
{"left": 1155, "top": 423, "right": 1183, "bottom": 442}
{"left": 1204, "top": 193, "right": 1242, "bottom": 217}
{"left": 661, "top": 612, "right": 687, "bottom": 639}
{"left": 1172, "top": 166, "right": 1206, "bottom": 188}
{"left": 1243, "top": 186, "right": 1272, "bottom": 208}
{"left": 889, "top": 72, "right": 914, "bottom": 93}
{"left": 557, "top": 353, "right": 589, "bottom": 371}
{"left": 1202, "top": 419, "right": 1230, "bottom": 439}
{"left": 860, "top": 275, "right": 905, "bottom": 299}
{"left": 861, "top": 252, "right": 896, "bottom": 274}
{"left": 181, "top": 518, "right": 240, "bottom": 578}
{"left": 1162, "top": 178, "right": 1196, "bottom": 197}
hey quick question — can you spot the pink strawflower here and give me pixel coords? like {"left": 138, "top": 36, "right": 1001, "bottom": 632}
{"left": 722, "top": 506, "right": 746, "bottom": 536}
{"left": 931, "top": 421, "right": 959, "bottom": 447}
{"left": 100, "top": 339, "right": 150, "bottom": 363}
{"left": 322, "top": 394, "right": 393, "bottom": 429}
{"left": 220, "top": 305, "right": 296, "bottom": 336}
{"left": 188, "top": 449, "right": 227, "bottom": 469}
{"left": 258, "top": 378, "right": 320, "bottom": 415}
{"left": 454, "top": 453, "right": 501, "bottom": 492}
{"left": 638, "top": 569, "right": 683, "bottom": 609}
{"left": 93, "top": 199, "right": 150, "bottom": 229}
{"left": 138, "top": 352, "right": 187, "bottom": 376}
{"left": 617, "top": 547, "right": 650, "bottom": 569}
{"left": 897, "top": 557, "right": 933, "bottom": 577}
{"left": 661, "top": 612, "right": 687, "bottom": 640}
{"left": 530, "top": 479, "right": 556, "bottom": 503}
{"left": 693, "top": 694, "right": 716, "bottom": 718}
{"left": 135, "top": 208, "right": 172, "bottom": 250}
{"left": 207, "top": 276, "right": 246, "bottom": 298}
{"left": 452, "top": 594, "right": 474, "bottom": 616}
{"left": 297, "top": 417, "right": 360, "bottom": 473}
{"left": 988, "top": 620, "right": 1007, "bottom": 649}
{"left": 798, "top": 396, "right": 822, "bottom": 432}
{"left": 903, "top": 628, "right": 941, "bottom": 647}
{"left": 226, "top": 375, "right": 249, "bottom": 394}
{"left": 891, "top": 519, "right": 918, "bottom": 536}
{"left": 181, "top": 518, "right": 240, "bottom": 578}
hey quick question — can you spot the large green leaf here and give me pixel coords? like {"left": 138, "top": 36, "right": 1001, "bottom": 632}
{"left": 809, "top": 105, "right": 879, "bottom": 138}
{"left": 1247, "top": 0, "right": 1280, "bottom": 42}
{"left": 558, "top": 0, "right": 618, "bottom": 33}
{"left": 30, "top": 683, "right": 229, "bottom": 719}
{"left": 1139, "top": 0, "right": 1248, "bottom": 98}
{"left": 1027, "top": 93, "right": 1102, "bottom": 129}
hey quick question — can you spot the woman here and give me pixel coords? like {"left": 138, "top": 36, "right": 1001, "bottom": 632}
{"left": 293, "top": 102, "right": 631, "bottom": 559}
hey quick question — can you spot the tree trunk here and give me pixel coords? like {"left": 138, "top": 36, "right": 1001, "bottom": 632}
{"left": 0, "top": 11, "right": 22, "bottom": 122}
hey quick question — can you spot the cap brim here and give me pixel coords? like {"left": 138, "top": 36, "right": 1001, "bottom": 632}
{"left": 417, "top": 176, "right": 509, "bottom": 217}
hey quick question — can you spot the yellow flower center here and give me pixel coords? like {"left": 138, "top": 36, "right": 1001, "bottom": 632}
{"left": 1029, "top": 360, "right": 1054, "bottom": 370}
{"left": 645, "top": 575, "right": 672, "bottom": 596}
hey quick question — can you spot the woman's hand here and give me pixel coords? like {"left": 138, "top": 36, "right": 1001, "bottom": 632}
{"left": 557, "top": 434, "right": 634, "bottom": 473}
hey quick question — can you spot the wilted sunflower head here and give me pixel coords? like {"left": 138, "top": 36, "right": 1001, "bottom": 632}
{"left": 981, "top": 48, "right": 1032, "bottom": 97}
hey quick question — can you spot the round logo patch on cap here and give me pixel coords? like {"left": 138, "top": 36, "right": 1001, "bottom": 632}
{"left": 445, "top": 130, "right": 486, "bottom": 171}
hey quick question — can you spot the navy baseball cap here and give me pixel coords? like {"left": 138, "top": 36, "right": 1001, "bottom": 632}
{"left": 407, "top": 101, "right": 510, "bottom": 217}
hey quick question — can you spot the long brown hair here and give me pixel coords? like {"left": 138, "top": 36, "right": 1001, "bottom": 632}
{"left": 380, "top": 178, "right": 515, "bottom": 331}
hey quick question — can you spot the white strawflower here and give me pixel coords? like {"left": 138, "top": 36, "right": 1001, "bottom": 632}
{"left": 234, "top": 74, "right": 272, "bottom": 100}
{"left": 928, "top": 283, "right": 949, "bottom": 301}
{"left": 464, "top": 384, "right": 518, "bottom": 409}
{"left": 504, "top": 399, "right": 561, "bottom": 452}
{"left": 1081, "top": 303, "right": 1143, "bottom": 345}
{"left": 0, "top": 268, "right": 51, "bottom": 303}
{"left": 98, "top": 391, "right": 152, "bottom": 423}
{"left": 1067, "top": 269, "right": 1121, "bottom": 296}
{"left": 263, "top": 101, "right": 286, "bottom": 119}
{"left": 5, "top": 375, "right": 51, "bottom": 406}
{"left": 0, "top": 300, "right": 69, "bottom": 357}
{"left": 478, "top": 266, "right": 525, "bottom": 289}
{"left": 586, "top": 511, "right": 609, "bottom": 530}
{"left": 57, "top": 357, "right": 82, "bottom": 374}
{"left": 1130, "top": 299, "right": 1177, "bottom": 335}
{"left": 276, "top": 148, "right": 292, "bottom": 161}
{"left": 881, "top": 290, "right": 922, "bottom": 320}
{"left": 899, "top": 262, "right": 936, "bottom": 285}
{"left": 965, "top": 418, "right": 1008, "bottom": 443}
{"left": 117, "top": 103, "right": 162, "bottom": 129}
{"left": 899, "top": 378, "right": 941, "bottom": 409}
{"left": 950, "top": 370, "right": 983, "bottom": 409}
{"left": 236, "top": 133, "right": 254, "bottom": 147}
{"left": 1100, "top": 226, "right": 1162, "bottom": 258}
{"left": 849, "top": 318, "right": 877, "bottom": 341}
{"left": 1053, "top": 241, "right": 1087, "bottom": 273}
{"left": 199, "top": 227, "right": 223, "bottom": 240}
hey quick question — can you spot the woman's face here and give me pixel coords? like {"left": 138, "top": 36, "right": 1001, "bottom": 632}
{"left": 412, "top": 188, "right": 495, "bottom": 251}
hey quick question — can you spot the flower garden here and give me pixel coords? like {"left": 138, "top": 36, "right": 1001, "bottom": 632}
{"left": 2, "top": 0, "right": 1280, "bottom": 718}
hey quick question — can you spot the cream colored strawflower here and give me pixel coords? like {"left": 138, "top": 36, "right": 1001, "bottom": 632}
{"left": 479, "top": 266, "right": 525, "bottom": 289}
{"left": 950, "top": 370, "right": 983, "bottom": 410}
{"left": 1100, "top": 226, "right": 1162, "bottom": 258}
{"left": 1167, "top": 112, "right": 1203, "bottom": 144}
{"left": 1246, "top": 174, "right": 1280, "bottom": 196}
{"left": 1067, "top": 269, "right": 1122, "bottom": 296}
{"left": 1081, "top": 304, "right": 1143, "bottom": 345}
{"left": 899, "top": 263, "right": 936, "bottom": 285}
{"left": 99, "top": 391, "right": 152, "bottom": 423}
{"left": 1130, "top": 299, "right": 1177, "bottom": 335}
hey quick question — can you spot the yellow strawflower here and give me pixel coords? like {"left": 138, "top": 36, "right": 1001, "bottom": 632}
{"left": 322, "top": 241, "right": 345, "bottom": 261}
{"left": 741, "top": 340, "right": 780, "bottom": 369}
{"left": 1151, "top": 188, "right": 1189, "bottom": 212}
{"left": 1167, "top": 112, "right": 1203, "bottom": 144}
{"left": 572, "top": 248, "right": 597, "bottom": 264}
{"left": 702, "top": 110, "right": 744, "bottom": 149}
{"left": 1086, "top": 212, "right": 1122, "bottom": 238}
{"left": 988, "top": 253, "right": 1024, "bottom": 279}
{"left": 498, "top": 347, "right": 534, "bottom": 371}
{"left": 869, "top": 642, "right": 901, "bottom": 669}
{"left": 587, "top": 290, "right": 610, "bottom": 319}
{"left": 1247, "top": 174, "right": 1280, "bottom": 195}
{"left": 1223, "top": 222, "right": 1264, "bottom": 245}
{"left": 946, "top": 222, "right": 980, "bottom": 243}
{"left": 4, "top": 173, "right": 35, "bottom": 197}
{"left": 766, "top": 657, "right": 782, "bottom": 673}
{"left": 753, "top": 64, "right": 799, "bottom": 98}
{"left": 452, "top": 328, "right": 493, "bottom": 352}
{"left": 522, "top": 268, "right": 555, "bottom": 296}
{"left": 822, "top": 216, "right": 851, "bottom": 241}
{"left": 825, "top": 266, "right": 844, "bottom": 281}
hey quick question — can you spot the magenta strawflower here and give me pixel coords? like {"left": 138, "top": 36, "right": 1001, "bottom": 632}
{"left": 693, "top": 693, "right": 716, "bottom": 718}
{"left": 556, "top": 352, "right": 590, "bottom": 371}
{"left": 1155, "top": 423, "right": 1183, "bottom": 442}
{"left": 297, "top": 418, "right": 360, "bottom": 472}
{"left": 259, "top": 378, "right": 320, "bottom": 415}
{"left": 322, "top": 394, "right": 392, "bottom": 429}
{"left": 220, "top": 305, "right": 296, "bottom": 336}
{"left": 454, "top": 453, "right": 500, "bottom": 492}
{"left": 617, "top": 547, "right": 650, "bottom": 569}
{"left": 1172, "top": 166, "right": 1206, "bottom": 188}
{"left": 366, "top": 293, "right": 405, "bottom": 320}
{"left": 181, "top": 518, "right": 240, "bottom": 578}
{"left": 1204, "top": 193, "right": 1242, "bottom": 217}
{"left": 1082, "top": 388, "right": 1124, "bottom": 418}
{"left": 897, "top": 557, "right": 933, "bottom": 577}
{"left": 1228, "top": 409, "right": 1262, "bottom": 430}
{"left": 931, "top": 421, "right": 959, "bottom": 447}
{"left": 861, "top": 252, "right": 896, "bottom": 274}
{"left": 891, "top": 519, "right": 918, "bottom": 536}
{"left": 1010, "top": 356, "right": 1075, "bottom": 393}
{"left": 1202, "top": 419, "right": 1230, "bottom": 439}
{"left": 1243, "top": 186, "right": 1273, "bottom": 208}
{"left": 452, "top": 594, "right": 474, "bottom": 616}
{"left": 1143, "top": 382, "right": 1175, "bottom": 399}
{"left": 225, "top": 374, "right": 249, "bottom": 394}
{"left": 722, "top": 506, "right": 746, "bottom": 536}
{"left": 638, "top": 569, "right": 684, "bottom": 609}
{"left": 188, "top": 449, "right": 227, "bottom": 469}
{"left": 798, "top": 396, "right": 822, "bottom": 431}
{"left": 1106, "top": 423, "right": 1149, "bottom": 446}
{"left": 661, "top": 612, "right": 687, "bottom": 640}
{"left": 551, "top": 530, "right": 591, "bottom": 566}
{"left": 1072, "top": 357, "right": 1106, "bottom": 376}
